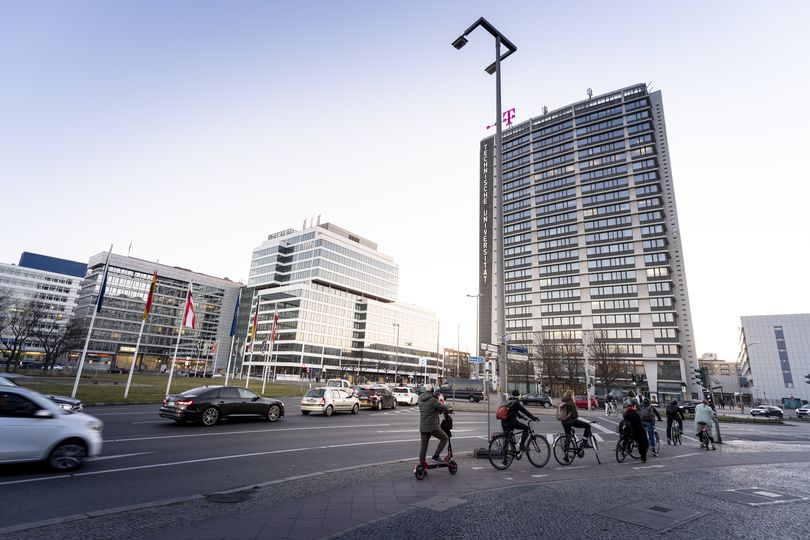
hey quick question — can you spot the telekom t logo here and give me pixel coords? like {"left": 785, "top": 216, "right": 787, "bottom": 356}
{"left": 487, "top": 108, "right": 516, "bottom": 129}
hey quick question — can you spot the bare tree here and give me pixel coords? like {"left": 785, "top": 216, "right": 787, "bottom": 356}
{"left": 559, "top": 341, "right": 584, "bottom": 395}
{"left": 531, "top": 336, "right": 584, "bottom": 396}
{"left": 35, "top": 315, "right": 85, "bottom": 370}
{"left": 587, "top": 329, "right": 628, "bottom": 394}
{"left": 0, "top": 299, "right": 45, "bottom": 372}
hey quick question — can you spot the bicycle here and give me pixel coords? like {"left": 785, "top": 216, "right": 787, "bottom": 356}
{"left": 697, "top": 421, "right": 715, "bottom": 451}
{"left": 487, "top": 420, "right": 551, "bottom": 470}
{"left": 615, "top": 433, "right": 638, "bottom": 463}
{"left": 670, "top": 421, "right": 683, "bottom": 445}
{"left": 553, "top": 425, "right": 601, "bottom": 465}
{"left": 605, "top": 402, "right": 618, "bottom": 417}
{"left": 650, "top": 427, "right": 661, "bottom": 454}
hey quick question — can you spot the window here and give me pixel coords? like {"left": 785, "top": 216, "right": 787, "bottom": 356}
{"left": 535, "top": 176, "right": 575, "bottom": 194}
{"left": 582, "top": 189, "right": 629, "bottom": 207}
{"left": 540, "top": 288, "right": 580, "bottom": 300}
{"left": 586, "top": 242, "right": 634, "bottom": 257}
{"left": 648, "top": 282, "right": 672, "bottom": 294}
{"left": 537, "top": 211, "right": 577, "bottom": 227}
{"left": 585, "top": 228, "right": 633, "bottom": 244}
{"left": 541, "top": 302, "right": 581, "bottom": 314}
{"left": 589, "top": 270, "right": 636, "bottom": 283}
{"left": 539, "top": 262, "right": 579, "bottom": 275}
{"left": 0, "top": 392, "right": 40, "bottom": 417}
{"left": 581, "top": 176, "right": 629, "bottom": 194}
{"left": 587, "top": 256, "right": 635, "bottom": 270}
{"left": 539, "top": 236, "right": 578, "bottom": 250}
{"left": 584, "top": 215, "right": 632, "bottom": 231}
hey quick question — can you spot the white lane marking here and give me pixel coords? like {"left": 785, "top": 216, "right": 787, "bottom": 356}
{"left": 471, "top": 466, "right": 485, "bottom": 470}
{"left": 555, "top": 466, "right": 586, "bottom": 470}
{"left": 633, "top": 464, "right": 665, "bottom": 470}
{"left": 546, "top": 434, "right": 555, "bottom": 445}
{"left": 91, "top": 411, "right": 162, "bottom": 416}
{"left": 681, "top": 434, "right": 698, "bottom": 442}
{"left": 593, "top": 434, "right": 605, "bottom": 443}
{"left": 86, "top": 452, "right": 153, "bottom": 462}
{"left": 131, "top": 421, "right": 167, "bottom": 424}
{"left": 104, "top": 423, "right": 394, "bottom": 443}
{"left": 0, "top": 475, "right": 71, "bottom": 487}
{"left": 600, "top": 417, "right": 621, "bottom": 426}
{"left": 674, "top": 452, "right": 702, "bottom": 459}
{"left": 592, "top": 422, "right": 617, "bottom": 434}
{"left": 531, "top": 474, "right": 548, "bottom": 478}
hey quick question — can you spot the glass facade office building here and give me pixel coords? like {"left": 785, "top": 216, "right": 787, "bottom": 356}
{"left": 73, "top": 253, "right": 242, "bottom": 372}
{"left": 240, "top": 223, "right": 441, "bottom": 384}
{"left": 478, "top": 83, "right": 699, "bottom": 400}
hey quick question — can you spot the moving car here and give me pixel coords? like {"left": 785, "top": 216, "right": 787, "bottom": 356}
{"left": 437, "top": 384, "right": 484, "bottom": 403}
{"left": 354, "top": 386, "right": 397, "bottom": 410}
{"left": 0, "top": 385, "right": 103, "bottom": 472}
{"left": 677, "top": 400, "right": 702, "bottom": 414}
{"left": 750, "top": 405, "right": 784, "bottom": 418}
{"left": 796, "top": 404, "right": 810, "bottom": 418}
{"left": 325, "top": 379, "right": 352, "bottom": 389}
{"left": 392, "top": 386, "right": 419, "bottom": 406}
{"left": 301, "top": 387, "right": 359, "bottom": 416}
{"left": 159, "top": 386, "right": 285, "bottom": 426}
{"left": 0, "top": 375, "right": 84, "bottom": 412}
{"left": 574, "top": 395, "right": 598, "bottom": 409}
{"left": 520, "top": 393, "right": 553, "bottom": 408}
{"left": 107, "top": 367, "right": 129, "bottom": 374}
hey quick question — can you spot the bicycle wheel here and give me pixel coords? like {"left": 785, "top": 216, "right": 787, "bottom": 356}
{"left": 616, "top": 437, "right": 628, "bottom": 463}
{"left": 553, "top": 434, "right": 577, "bottom": 466}
{"left": 526, "top": 434, "right": 551, "bottom": 468}
{"left": 590, "top": 435, "right": 601, "bottom": 464}
{"left": 653, "top": 431, "right": 661, "bottom": 454}
{"left": 627, "top": 438, "right": 640, "bottom": 459}
{"left": 488, "top": 433, "right": 515, "bottom": 470}
{"left": 673, "top": 426, "right": 682, "bottom": 445}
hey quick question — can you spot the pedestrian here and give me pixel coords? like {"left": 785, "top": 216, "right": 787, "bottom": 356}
{"left": 639, "top": 398, "right": 662, "bottom": 455}
{"left": 623, "top": 401, "right": 649, "bottom": 462}
{"left": 418, "top": 384, "right": 450, "bottom": 464}
{"left": 720, "top": 399, "right": 725, "bottom": 410}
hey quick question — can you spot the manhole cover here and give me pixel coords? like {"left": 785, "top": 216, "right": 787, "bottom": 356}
{"left": 206, "top": 492, "right": 253, "bottom": 503}
{"left": 412, "top": 496, "right": 467, "bottom": 512}
{"left": 596, "top": 502, "right": 700, "bottom": 531}
{"left": 707, "top": 488, "right": 808, "bottom": 507}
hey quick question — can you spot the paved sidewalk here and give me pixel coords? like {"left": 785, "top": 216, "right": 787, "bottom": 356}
{"left": 6, "top": 441, "right": 809, "bottom": 540}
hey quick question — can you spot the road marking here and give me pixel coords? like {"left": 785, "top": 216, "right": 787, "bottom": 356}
{"left": 555, "top": 466, "right": 586, "bottom": 470}
{"left": 674, "top": 452, "right": 702, "bottom": 459}
{"left": 633, "top": 464, "right": 665, "bottom": 470}
{"left": 531, "top": 474, "right": 548, "bottom": 478}
{"left": 131, "top": 420, "right": 167, "bottom": 424}
{"left": 376, "top": 429, "right": 473, "bottom": 434}
{"left": 87, "top": 452, "right": 153, "bottom": 461}
{"left": 0, "top": 475, "right": 71, "bottom": 487}
{"left": 591, "top": 422, "right": 615, "bottom": 435}
{"left": 104, "top": 423, "right": 395, "bottom": 443}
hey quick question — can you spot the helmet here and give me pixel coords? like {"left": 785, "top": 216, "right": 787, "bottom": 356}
{"left": 425, "top": 383, "right": 434, "bottom": 393}
{"left": 511, "top": 389, "right": 520, "bottom": 397}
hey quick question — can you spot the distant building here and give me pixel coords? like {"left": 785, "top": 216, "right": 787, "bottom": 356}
{"left": 239, "top": 223, "right": 441, "bottom": 384}
{"left": 0, "top": 254, "right": 85, "bottom": 364}
{"left": 72, "top": 253, "right": 242, "bottom": 373}
{"left": 477, "top": 83, "right": 700, "bottom": 401}
{"left": 739, "top": 314, "right": 810, "bottom": 406}
{"left": 698, "top": 353, "right": 742, "bottom": 406}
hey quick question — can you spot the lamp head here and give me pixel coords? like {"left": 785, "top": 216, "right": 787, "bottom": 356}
{"left": 452, "top": 36, "right": 468, "bottom": 50}
{"left": 484, "top": 62, "right": 497, "bottom": 75}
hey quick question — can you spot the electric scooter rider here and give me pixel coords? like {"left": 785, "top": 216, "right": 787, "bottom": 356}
{"left": 501, "top": 389, "right": 539, "bottom": 452}
{"left": 418, "top": 384, "right": 450, "bottom": 464}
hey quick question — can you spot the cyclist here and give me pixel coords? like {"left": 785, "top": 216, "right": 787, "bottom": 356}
{"left": 623, "top": 401, "right": 649, "bottom": 463}
{"left": 605, "top": 393, "right": 617, "bottom": 416}
{"left": 418, "top": 384, "right": 450, "bottom": 464}
{"left": 638, "top": 398, "right": 662, "bottom": 456}
{"left": 694, "top": 397, "right": 717, "bottom": 450}
{"left": 665, "top": 399, "right": 684, "bottom": 445}
{"left": 558, "top": 390, "right": 593, "bottom": 447}
{"left": 623, "top": 390, "right": 639, "bottom": 411}
{"left": 500, "top": 389, "right": 539, "bottom": 453}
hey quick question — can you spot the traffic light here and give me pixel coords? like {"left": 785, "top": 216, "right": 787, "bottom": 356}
{"left": 631, "top": 374, "right": 638, "bottom": 386}
{"left": 693, "top": 367, "right": 708, "bottom": 387}
{"left": 805, "top": 373, "right": 810, "bottom": 385}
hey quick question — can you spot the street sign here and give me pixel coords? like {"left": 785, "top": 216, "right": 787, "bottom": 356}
{"left": 507, "top": 353, "right": 528, "bottom": 361}
{"left": 507, "top": 345, "right": 528, "bottom": 354}
{"left": 482, "top": 343, "right": 498, "bottom": 352}
{"left": 418, "top": 357, "right": 427, "bottom": 367}
{"left": 468, "top": 356, "right": 484, "bottom": 364}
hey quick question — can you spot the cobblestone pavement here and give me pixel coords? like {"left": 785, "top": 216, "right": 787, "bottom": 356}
{"left": 3, "top": 439, "right": 809, "bottom": 540}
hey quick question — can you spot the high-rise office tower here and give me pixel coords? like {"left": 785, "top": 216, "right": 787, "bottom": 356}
{"left": 478, "top": 83, "right": 699, "bottom": 401}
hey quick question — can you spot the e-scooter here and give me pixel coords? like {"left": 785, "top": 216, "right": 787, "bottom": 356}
{"left": 414, "top": 410, "right": 458, "bottom": 479}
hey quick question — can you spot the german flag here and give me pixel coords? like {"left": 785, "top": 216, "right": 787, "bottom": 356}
{"left": 143, "top": 272, "right": 157, "bottom": 320}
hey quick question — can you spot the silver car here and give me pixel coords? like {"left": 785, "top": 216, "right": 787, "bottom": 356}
{"left": 300, "top": 387, "right": 360, "bottom": 416}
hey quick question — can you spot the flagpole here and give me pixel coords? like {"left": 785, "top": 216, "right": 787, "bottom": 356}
{"left": 224, "top": 335, "right": 236, "bottom": 386}
{"left": 71, "top": 245, "right": 112, "bottom": 399}
{"left": 166, "top": 282, "right": 193, "bottom": 396}
{"left": 124, "top": 264, "right": 159, "bottom": 399}
{"left": 261, "top": 340, "right": 269, "bottom": 395}
{"left": 244, "top": 290, "right": 258, "bottom": 389}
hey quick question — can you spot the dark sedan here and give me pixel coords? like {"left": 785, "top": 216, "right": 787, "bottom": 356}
{"left": 160, "top": 386, "right": 284, "bottom": 426}
{"left": 520, "top": 393, "right": 553, "bottom": 408}
{"left": 677, "top": 400, "right": 702, "bottom": 414}
{"left": 354, "top": 386, "right": 397, "bottom": 410}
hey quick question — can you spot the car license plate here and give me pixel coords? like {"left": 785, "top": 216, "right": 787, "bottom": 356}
{"left": 167, "top": 400, "right": 175, "bottom": 407}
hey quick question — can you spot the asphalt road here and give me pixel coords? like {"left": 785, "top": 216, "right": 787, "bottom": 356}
{"left": 2, "top": 399, "right": 809, "bottom": 532}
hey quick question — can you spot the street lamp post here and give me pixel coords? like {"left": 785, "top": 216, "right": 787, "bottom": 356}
{"left": 467, "top": 293, "right": 482, "bottom": 375}
{"left": 393, "top": 322, "right": 400, "bottom": 385}
{"left": 454, "top": 18, "right": 517, "bottom": 401}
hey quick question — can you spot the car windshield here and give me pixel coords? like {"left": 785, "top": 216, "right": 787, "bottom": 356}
{"left": 356, "top": 388, "right": 378, "bottom": 396}
{"left": 304, "top": 389, "right": 326, "bottom": 398}
{"left": 393, "top": 388, "right": 409, "bottom": 393}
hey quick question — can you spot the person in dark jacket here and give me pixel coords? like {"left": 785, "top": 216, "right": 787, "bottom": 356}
{"left": 639, "top": 398, "right": 662, "bottom": 455}
{"left": 418, "top": 384, "right": 450, "bottom": 464}
{"left": 665, "top": 399, "right": 684, "bottom": 444}
{"left": 623, "top": 401, "right": 649, "bottom": 462}
{"left": 559, "top": 390, "right": 594, "bottom": 446}
{"left": 501, "top": 389, "right": 539, "bottom": 451}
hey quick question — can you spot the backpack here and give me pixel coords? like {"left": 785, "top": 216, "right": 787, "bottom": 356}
{"left": 496, "top": 400, "right": 514, "bottom": 421}
{"left": 618, "top": 419, "right": 630, "bottom": 436}
{"left": 666, "top": 402, "right": 678, "bottom": 416}
{"left": 639, "top": 403, "right": 654, "bottom": 422}
{"left": 556, "top": 402, "right": 573, "bottom": 423}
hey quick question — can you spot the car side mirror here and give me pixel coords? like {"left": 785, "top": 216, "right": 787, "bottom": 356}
{"left": 252, "top": 396, "right": 260, "bottom": 401}
{"left": 34, "top": 409, "right": 55, "bottom": 419}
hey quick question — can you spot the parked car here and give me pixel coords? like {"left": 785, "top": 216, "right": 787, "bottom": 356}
{"left": 354, "top": 386, "right": 397, "bottom": 410}
{"left": 520, "top": 393, "right": 553, "bottom": 408}
{"left": 159, "top": 386, "right": 285, "bottom": 426}
{"left": 677, "top": 400, "right": 702, "bottom": 414}
{"left": 0, "top": 375, "right": 84, "bottom": 412}
{"left": 574, "top": 395, "right": 598, "bottom": 409}
{"left": 392, "top": 386, "right": 419, "bottom": 406}
{"left": 750, "top": 405, "right": 784, "bottom": 418}
{"left": 0, "top": 385, "right": 103, "bottom": 472}
{"left": 107, "top": 367, "right": 129, "bottom": 374}
{"left": 300, "top": 387, "right": 359, "bottom": 416}
{"left": 796, "top": 404, "right": 810, "bottom": 418}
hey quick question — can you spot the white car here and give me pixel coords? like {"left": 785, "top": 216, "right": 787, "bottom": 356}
{"left": 300, "top": 387, "right": 360, "bottom": 416}
{"left": 392, "top": 386, "right": 419, "bottom": 406}
{"left": 795, "top": 404, "right": 810, "bottom": 418}
{"left": 0, "top": 385, "right": 103, "bottom": 471}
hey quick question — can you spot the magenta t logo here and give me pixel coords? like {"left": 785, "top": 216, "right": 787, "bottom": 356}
{"left": 487, "top": 108, "right": 516, "bottom": 129}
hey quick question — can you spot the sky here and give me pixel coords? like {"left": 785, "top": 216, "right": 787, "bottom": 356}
{"left": 1, "top": 0, "right": 808, "bottom": 362}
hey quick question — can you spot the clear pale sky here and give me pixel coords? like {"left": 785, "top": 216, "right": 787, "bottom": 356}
{"left": 2, "top": 1, "right": 808, "bottom": 362}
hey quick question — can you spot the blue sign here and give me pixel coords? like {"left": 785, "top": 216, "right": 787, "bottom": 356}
{"left": 468, "top": 356, "right": 485, "bottom": 363}
{"left": 507, "top": 346, "right": 528, "bottom": 354}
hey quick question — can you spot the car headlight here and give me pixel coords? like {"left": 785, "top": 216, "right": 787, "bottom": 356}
{"left": 58, "top": 403, "right": 73, "bottom": 411}
{"left": 87, "top": 420, "right": 103, "bottom": 433}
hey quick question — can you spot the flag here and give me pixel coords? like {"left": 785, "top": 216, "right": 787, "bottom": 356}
{"left": 211, "top": 339, "right": 219, "bottom": 356}
{"left": 229, "top": 295, "right": 240, "bottom": 337}
{"left": 143, "top": 271, "right": 157, "bottom": 320}
{"left": 183, "top": 284, "right": 196, "bottom": 329}
{"left": 271, "top": 309, "right": 279, "bottom": 343}
{"left": 95, "top": 249, "right": 113, "bottom": 313}
{"left": 250, "top": 302, "right": 259, "bottom": 342}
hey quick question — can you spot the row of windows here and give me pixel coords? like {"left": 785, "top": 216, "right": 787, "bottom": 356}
{"left": 536, "top": 187, "right": 576, "bottom": 203}
{"left": 539, "top": 275, "right": 580, "bottom": 288}
{"left": 580, "top": 164, "right": 627, "bottom": 183}
{"left": 536, "top": 175, "right": 576, "bottom": 194}
{"left": 541, "top": 302, "right": 581, "bottom": 314}
{"left": 537, "top": 210, "right": 576, "bottom": 228}
{"left": 586, "top": 242, "right": 634, "bottom": 257}
{"left": 630, "top": 133, "right": 655, "bottom": 147}
{"left": 581, "top": 176, "right": 629, "bottom": 194}
{"left": 576, "top": 117, "right": 624, "bottom": 137}
{"left": 537, "top": 164, "right": 575, "bottom": 181}
{"left": 537, "top": 141, "right": 574, "bottom": 159}
{"left": 504, "top": 177, "right": 531, "bottom": 193}
{"left": 504, "top": 244, "right": 532, "bottom": 257}
{"left": 586, "top": 228, "right": 633, "bottom": 244}
{"left": 578, "top": 128, "right": 624, "bottom": 148}
{"left": 582, "top": 189, "right": 629, "bottom": 207}
{"left": 505, "top": 281, "right": 532, "bottom": 292}
{"left": 503, "top": 166, "right": 531, "bottom": 181}
{"left": 539, "top": 236, "right": 578, "bottom": 250}
{"left": 591, "top": 284, "right": 638, "bottom": 297}
{"left": 539, "top": 262, "right": 579, "bottom": 275}
{"left": 584, "top": 215, "right": 632, "bottom": 231}
{"left": 575, "top": 105, "right": 623, "bottom": 126}
{"left": 539, "top": 249, "right": 578, "bottom": 262}
{"left": 541, "top": 316, "right": 581, "bottom": 327}
{"left": 590, "top": 270, "right": 636, "bottom": 283}
{"left": 594, "top": 314, "right": 640, "bottom": 325}
{"left": 533, "top": 129, "right": 573, "bottom": 150}
{"left": 535, "top": 153, "right": 574, "bottom": 171}
{"left": 578, "top": 140, "right": 625, "bottom": 160}
{"left": 583, "top": 202, "right": 630, "bottom": 218}
{"left": 540, "top": 288, "right": 580, "bottom": 300}
{"left": 537, "top": 199, "right": 577, "bottom": 216}
{"left": 505, "top": 256, "right": 532, "bottom": 268}
{"left": 588, "top": 256, "right": 635, "bottom": 270}
{"left": 592, "top": 299, "right": 639, "bottom": 311}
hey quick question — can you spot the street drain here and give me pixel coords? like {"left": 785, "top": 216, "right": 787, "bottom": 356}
{"left": 206, "top": 492, "right": 253, "bottom": 503}
{"left": 596, "top": 501, "right": 700, "bottom": 531}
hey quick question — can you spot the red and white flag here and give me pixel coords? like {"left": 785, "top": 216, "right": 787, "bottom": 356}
{"left": 183, "top": 285, "right": 196, "bottom": 329}
{"left": 271, "top": 309, "right": 279, "bottom": 343}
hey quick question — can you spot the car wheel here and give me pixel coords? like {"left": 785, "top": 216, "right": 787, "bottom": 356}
{"left": 392, "top": 400, "right": 397, "bottom": 409}
{"left": 266, "top": 404, "right": 282, "bottom": 422}
{"left": 301, "top": 410, "right": 310, "bottom": 415}
{"left": 48, "top": 439, "right": 86, "bottom": 472}
{"left": 351, "top": 403, "right": 359, "bottom": 414}
{"left": 201, "top": 406, "right": 220, "bottom": 426}
{"left": 469, "top": 396, "right": 475, "bottom": 403}
{"left": 376, "top": 400, "right": 382, "bottom": 411}
{"left": 324, "top": 405, "right": 334, "bottom": 417}
{"left": 543, "top": 402, "right": 551, "bottom": 409}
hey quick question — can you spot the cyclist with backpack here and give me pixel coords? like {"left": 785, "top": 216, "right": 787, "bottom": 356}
{"left": 638, "top": 398, "right": 662, "bottom": 456}
{"left": 665, "top": 399, "right": 684, "bottom": 445}
{"left": 498, "top": 389, "right": 539, "bottom": 452}
{"left": 558, "top": 390, "right": 594, "bottom": 447}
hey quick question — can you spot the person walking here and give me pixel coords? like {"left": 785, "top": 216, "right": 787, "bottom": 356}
{"left": 623, "top": 401, "right": 649, "bottom": 462}
{"left": 638, "top": 398, "right": 662, "bottom": 455}
{"left": 418, "top": 384, "right": 450, "bottom": 464}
